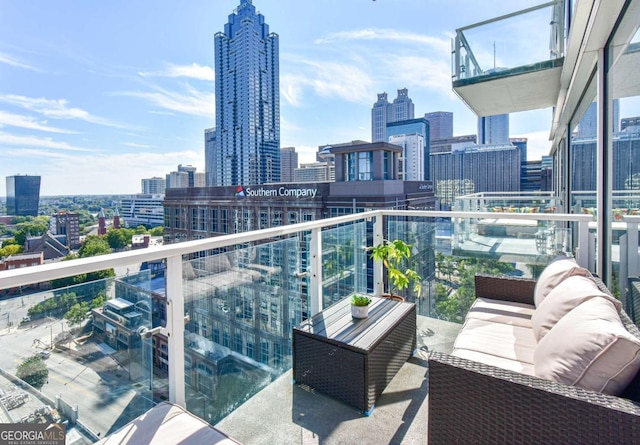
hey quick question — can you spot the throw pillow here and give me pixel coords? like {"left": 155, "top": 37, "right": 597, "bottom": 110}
{"left": 533, "top": 255, "right": 591, "bottom": 307}
{"left": 534, "top": 297, "right": 640, "bottom": 395}
{"left": 532, "top": 275, "right": 620, "bottom": 341}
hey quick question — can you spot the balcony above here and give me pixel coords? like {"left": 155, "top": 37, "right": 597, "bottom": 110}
{"left": 452, "top": 1, "right": 565, "bottom": 117}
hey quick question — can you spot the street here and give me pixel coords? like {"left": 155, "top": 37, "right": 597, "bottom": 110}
{"left": 0, "top": 291, "right": 154, "bottom": 437}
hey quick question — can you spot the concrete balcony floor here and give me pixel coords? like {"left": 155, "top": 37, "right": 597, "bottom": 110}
{"left": 215, "top": 316, "right": 461, "bottom": 445}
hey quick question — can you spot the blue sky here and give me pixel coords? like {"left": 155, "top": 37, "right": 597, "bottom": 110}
{"left": 0, "top": 0, "right": 553, "bottom": 196}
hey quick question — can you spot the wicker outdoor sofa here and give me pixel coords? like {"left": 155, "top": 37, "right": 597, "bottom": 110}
{"left": 428, "top": 259, "right": 640, "bottom": 445}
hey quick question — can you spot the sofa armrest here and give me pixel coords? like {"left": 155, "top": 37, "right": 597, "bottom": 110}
{"left": 474, "top": 274, "right": 536, "bottom": 305}
{"left": 428, "top": 351, "right": 640, "bottom": 445}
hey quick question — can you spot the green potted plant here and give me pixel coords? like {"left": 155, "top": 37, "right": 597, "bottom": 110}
{"left": 369, "top": 238, "right": 422, "bottom": 301}
{"left": 350, "top": 294, "right": 372, "bottom": 319}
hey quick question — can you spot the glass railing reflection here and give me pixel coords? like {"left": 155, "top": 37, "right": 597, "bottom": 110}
{"left": 0, "top": 269, "right": 155, "bottom": 440}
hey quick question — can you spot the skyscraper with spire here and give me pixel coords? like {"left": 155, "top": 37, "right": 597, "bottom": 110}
{"left": 210, "top": 0, "right": 280, "bottom": 186}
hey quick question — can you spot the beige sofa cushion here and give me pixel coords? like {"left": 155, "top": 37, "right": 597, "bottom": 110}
{"left": 466, "top": 297, "right": 535, "bottom": 328}
{"left": 96, "top": 401, "right": 241, "bottom": 445}
{"left": 453, "top": 317, "right": 537, "bottom": 365}
{"left": 534, "top": 297, "right": 640, "bottom": 395}
{"left": 532, "top": 275, "right": 620, "bottom": 341}
{"left": 534, "top": 256, "right": 591, "bottom": 307}
{"left": 452, "top": 348, "right": 535, "bottom": 376}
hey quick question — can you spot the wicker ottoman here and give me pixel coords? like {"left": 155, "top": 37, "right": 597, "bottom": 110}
{"left": 293, "top": 296, "right": 416, "bottom": 415}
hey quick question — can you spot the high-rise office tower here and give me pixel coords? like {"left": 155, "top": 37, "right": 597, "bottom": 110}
{"left": 388, "top": 133, "right": 425, "bottom": 181}
{"left": 204, "top": 127, "right": 216, "bottom": 186}
{"left": 371, "top": 88, "right": 415, "bottom": 142}
{"left": 424, "top": 112, "right": 453, "bottom": 140}
{"left": 212, "top": 0, "right": 280, "bottom": 186}
{"left": 141, "top": 177, "right": 166, "bottom": 195}
{"left": 6, "top": 175, "right": 41, "bottom": 216}
{"left": 280, "top": 147, "right": 298, "bottom": 183}
{"left": 478, "top": 114, "right": 510, "bottom": 145}
{"left": 386, "top": 117, "right": 430, "bottom": 180}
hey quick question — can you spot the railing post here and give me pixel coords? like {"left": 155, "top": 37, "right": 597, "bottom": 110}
{"left": 166, "top": 254, "right": 186, "bottom": 407}
{"left": 576, "top": 220, "right": 589, "bottom": 269}
{"left": 454, "top": 33, "right": 461, "bottom": 80}
{"left": 373, "top": 214, "right": 384, "bottom": 297}
{"left": 309, "top": 227, "right": 323, "bottom": 317}
{"left": 625, "top": 218, "right": 639, "bottom": 279}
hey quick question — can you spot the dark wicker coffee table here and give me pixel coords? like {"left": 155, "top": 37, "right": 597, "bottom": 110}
{"left": 293, "top": 296, "right": 416, "bottom": 415}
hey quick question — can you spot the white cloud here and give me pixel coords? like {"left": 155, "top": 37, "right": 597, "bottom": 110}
{"left": 282, "top": 60, "right": 374, "bottom": 105}
{"left": 47, "top": 150, "right": 202, "bottom": 195}
{"left": 123, "top": 142, "right": 151, "bottom": 149}
{"left": 115, "top": 84, "right": 214, "bottom": 118}
{"left": 383, "top": 55, "right": 455, "bottom": 97}
{"left": 0, "top": 94, "right": 128, "bottom": 128}
{"left": 139, "top": 63, "right": 215, "bottom": 81}
{"left": 315, "top": 29, "right": 451, "bottom": 54}
{"left": 0, "top": 110, "right": 76, "bottom": 134}
{"left": 0, "top": 52, "right": 39, "bottom": 71}
{"left": 0, "top": 131, "right": 94, "bottom": 152}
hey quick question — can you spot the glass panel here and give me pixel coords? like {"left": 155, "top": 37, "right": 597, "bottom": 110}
{"left": 433, "top": 214, "right": 573, "bottom": 323}
{"left": 0, "top": 269, "right": 154, "bottom": 440}
{"left": 609, "top": 24, "right": 640, "bottom": 320}
{"left": 321, "top": 222, "right": 368, "bottom": 308}
{"left": 183, "top": 238, "right": 304, "bottom": 423}
{"left": 454, "top": 1, "right": 565, "bottom": 82}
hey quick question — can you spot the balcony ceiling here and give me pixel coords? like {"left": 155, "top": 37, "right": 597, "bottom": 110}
{"left": 453, "top": 61, "right": 563, "bottom": 117}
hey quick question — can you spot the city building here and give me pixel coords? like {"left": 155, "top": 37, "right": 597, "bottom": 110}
{"left": 430, "top": 134, "right": 477, "bottom": 154}
{"left": 98, "top": 208, "right": 107, "bottom": 235}
{"left": 5, "top": 175, "right": 41, "bottom": 217}
{"left": 0, "top": 252, "right": 43, "bottom": 271}
{"left": 121, "top": 194, "right": 165, "bottom": 227}
{"left": 294, "top": 162, "right": 334, "bottom": 183}
{"left": 142, "top": 177, "right": 166, "bottom": 195}
{"left": 388, "top": 133, "right": 425, "bottom": 181}
{"left": 371, "top": 89, "right": 415, "bottom": 142}
{"left": 49, "top": 212, "right": 80, "bottom": 249}
{"left": 211, "top": 0, "right": 280, "bottom": 186}
{"left": 25, "top": 232, "right": 70, "bottom": 260}
{"left": 166, "top": 165, "right": 204, "bottom": 189}
{"left": 424, "top": 111, "right": 453, "bottom": 140}
{"left": 204, "top": 127, "right": 216, "bottom": 187}
{"left": 621, "top": 116, "right": 640, "bottom": 132}
{"left": 280, "top": 147, "right": 298, "bottom": 183}
{"left": 164, "top": 142, "right": 436, "bottom": 241}
{"left": 521, "top": 156, "right": 554, "bottom": 192}
{"left": 386, "top": 117, "right": 430, "bottom": 180}
{"left": 430, "top": 144, "right": 521, "bottom": 206}
{"left": 477, "top": 114, "right": 509, "bottom": 145}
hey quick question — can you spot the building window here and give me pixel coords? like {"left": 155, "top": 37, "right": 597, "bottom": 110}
{"left": 358, "top": 151, "right": 373, "bottom": 181}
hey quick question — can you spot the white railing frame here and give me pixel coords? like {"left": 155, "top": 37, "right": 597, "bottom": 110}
{"left": 0, "top": 209, "right": 595, "bottom": 408}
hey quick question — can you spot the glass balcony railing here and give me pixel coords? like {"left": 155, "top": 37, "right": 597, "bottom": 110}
{"left": 452, "top": 0, "right": 566, "bottom": 83}
{"left": 0, "top": 208, "right": 637, "bottom": 442}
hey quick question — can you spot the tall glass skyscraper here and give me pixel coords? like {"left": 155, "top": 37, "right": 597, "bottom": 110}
{"left": 477, "top": 114, "right": 510, "bottom": 145}
{"left": 212, "top": 0, "right": 280, "bottom": 186}
{"left": 371, "top": 89, "right": 415, "bottom": 142}
{"left": 6, "top": 175, "right": 41, "bottom": 216}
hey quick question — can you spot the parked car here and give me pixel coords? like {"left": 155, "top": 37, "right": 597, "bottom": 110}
{"left": 38, "top": 350, "right": 50, "bottom": 359}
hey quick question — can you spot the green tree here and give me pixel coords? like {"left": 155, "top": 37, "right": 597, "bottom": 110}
{"left": 107, "top": 228, "right": 134, "bottom": 250}
{"left": 16, "top": 356, "right": 49, "bottom": 389}
{"left": 0, "top": 244, "right": 22, "bottom": 257}
{"left": 65, "top": 302, "right": 89, "bottom": 326}
{"left": 79, "top": 235, "right": 111, "bottom": 257}
{"left": 149, "top": 226, "right": 164, "bottom": 236}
